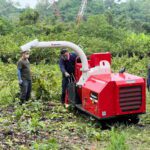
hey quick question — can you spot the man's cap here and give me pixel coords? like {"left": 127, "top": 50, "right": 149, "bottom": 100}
{"left": 21, "top": 49, "right": 30, "bottom": 53}
{"left": 60, "top": 49, "right": 68, "bottom": 55}
{"left": 20, "top": 44, "right": 31, "bottom": 53}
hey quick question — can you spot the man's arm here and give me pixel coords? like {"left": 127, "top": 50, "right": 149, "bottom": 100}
{"left": 59, "top": 58, "right": 70, "bottom": 77}
{"left": 17, "top": 61, "right": 23, "bottom": 84}
{"left": 59, "top": 58, "right": 66, "bottom": 74}
{"left": 17, "top": 69, "right": 22, "bottom": 81}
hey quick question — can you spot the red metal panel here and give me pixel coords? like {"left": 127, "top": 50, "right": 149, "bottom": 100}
{"left": 75, "top": 52, "right": 111, "bottom": 82}
{"left": 97, "top": 82, "right": 116, "bottom": 118}
{"left": 90, "top": 52, "right": 111, "bottom": 67}
{"left": 115, "top": 80, "right": 146, "bottom": 116}
{"left": 82, "top": 76, "right": 116, "bottom": 119}
{"left": 75, "top": 63, "right": 82, "bottom": 82}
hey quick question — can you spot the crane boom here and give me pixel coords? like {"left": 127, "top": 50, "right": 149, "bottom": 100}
{"left": 76, "top": 0, "right": 88, "bottom": 24}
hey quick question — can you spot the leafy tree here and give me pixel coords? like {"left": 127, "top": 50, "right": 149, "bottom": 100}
{"left": 19, "top": 9, "right": 39, "bottom": 25}
{"left": 104, "top": 0, "right": 115, "bottom": 9}
{"left": 0, "top": 0, "right": 21, "bottom": 21}
{"left": 0, "top": 17, "right": 13, "bottom": 35}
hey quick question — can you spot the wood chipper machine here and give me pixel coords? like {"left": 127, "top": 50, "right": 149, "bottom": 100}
{"left": 21, "top": 40, "right": 146, "bottom": 123}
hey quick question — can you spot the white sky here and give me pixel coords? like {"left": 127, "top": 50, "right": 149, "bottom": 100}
{"left": 12, "top": 0, "right": 126, "bottom": 9}
{"left": 12, "top": 0, "right": 39, "bottom": 8}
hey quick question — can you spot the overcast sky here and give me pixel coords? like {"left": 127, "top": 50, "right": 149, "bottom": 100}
{"left": 12, "top": 0, "right": 126, "bottom": 8}
{"left": 12, "top": 0, "right": 39, "bottom": 8}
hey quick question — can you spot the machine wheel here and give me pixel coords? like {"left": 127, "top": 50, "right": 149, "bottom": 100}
{"left": 119, "top": 115, "right": 140, "bottom": 125}
{"left": 124, "top": 115, "right": 140, "bottom": 125}
{"left": 129, "top": 115, "right": 140, "bottom": 124}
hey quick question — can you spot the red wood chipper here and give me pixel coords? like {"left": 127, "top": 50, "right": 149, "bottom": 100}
{"left": 21, "top": 40, "right": 146, "bottom": 123}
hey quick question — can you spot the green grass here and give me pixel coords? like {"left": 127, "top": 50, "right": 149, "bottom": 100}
{"left": 0, "top": 62, "right": 150, "bottom": 150}
{"left": 107, "top": 127, "right": 128, "bottom": 150}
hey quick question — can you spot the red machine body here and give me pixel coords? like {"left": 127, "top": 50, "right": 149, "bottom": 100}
{"left": 81, "top": 73, "right": 145, "bottom": 119}
{"left": 71, "top": 52, "right": 146, "bottom": 120}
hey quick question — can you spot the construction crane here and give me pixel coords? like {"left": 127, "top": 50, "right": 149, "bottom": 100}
{"left": 76, "top": 0, "right": 88, "bottom": 24}
{"left": 47, "top": 0, "right": 63, "bottom": 21}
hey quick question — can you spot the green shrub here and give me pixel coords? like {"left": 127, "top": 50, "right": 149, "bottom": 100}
{"left": 32, "top": 139, "right": 59, "bottom": 150}
{"left": 107, "top": 127, "right": 128, "bottom": 150}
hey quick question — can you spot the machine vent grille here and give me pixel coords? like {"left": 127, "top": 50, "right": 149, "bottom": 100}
{"left": 119, "top": 86, "right": 142, "bottom": 112}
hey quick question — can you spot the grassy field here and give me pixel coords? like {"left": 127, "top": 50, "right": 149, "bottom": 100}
{"left": 0, "top": 62, "right": 150, "bottom": 150}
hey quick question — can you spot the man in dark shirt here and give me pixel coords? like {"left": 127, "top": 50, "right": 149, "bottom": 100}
{"left": 59, "top": 49, "right": 77, "bottom": 104}
{"left": 17, "top": 50, "right": 32, "bottom": 104}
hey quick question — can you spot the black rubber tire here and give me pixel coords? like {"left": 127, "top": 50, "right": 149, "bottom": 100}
{"left": 129, "top": 116, "right": 140, "bottom": 124}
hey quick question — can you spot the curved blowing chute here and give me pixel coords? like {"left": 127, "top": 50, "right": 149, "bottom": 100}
{"left": 20, "top": 39, "right": 89, "bottom": 85}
